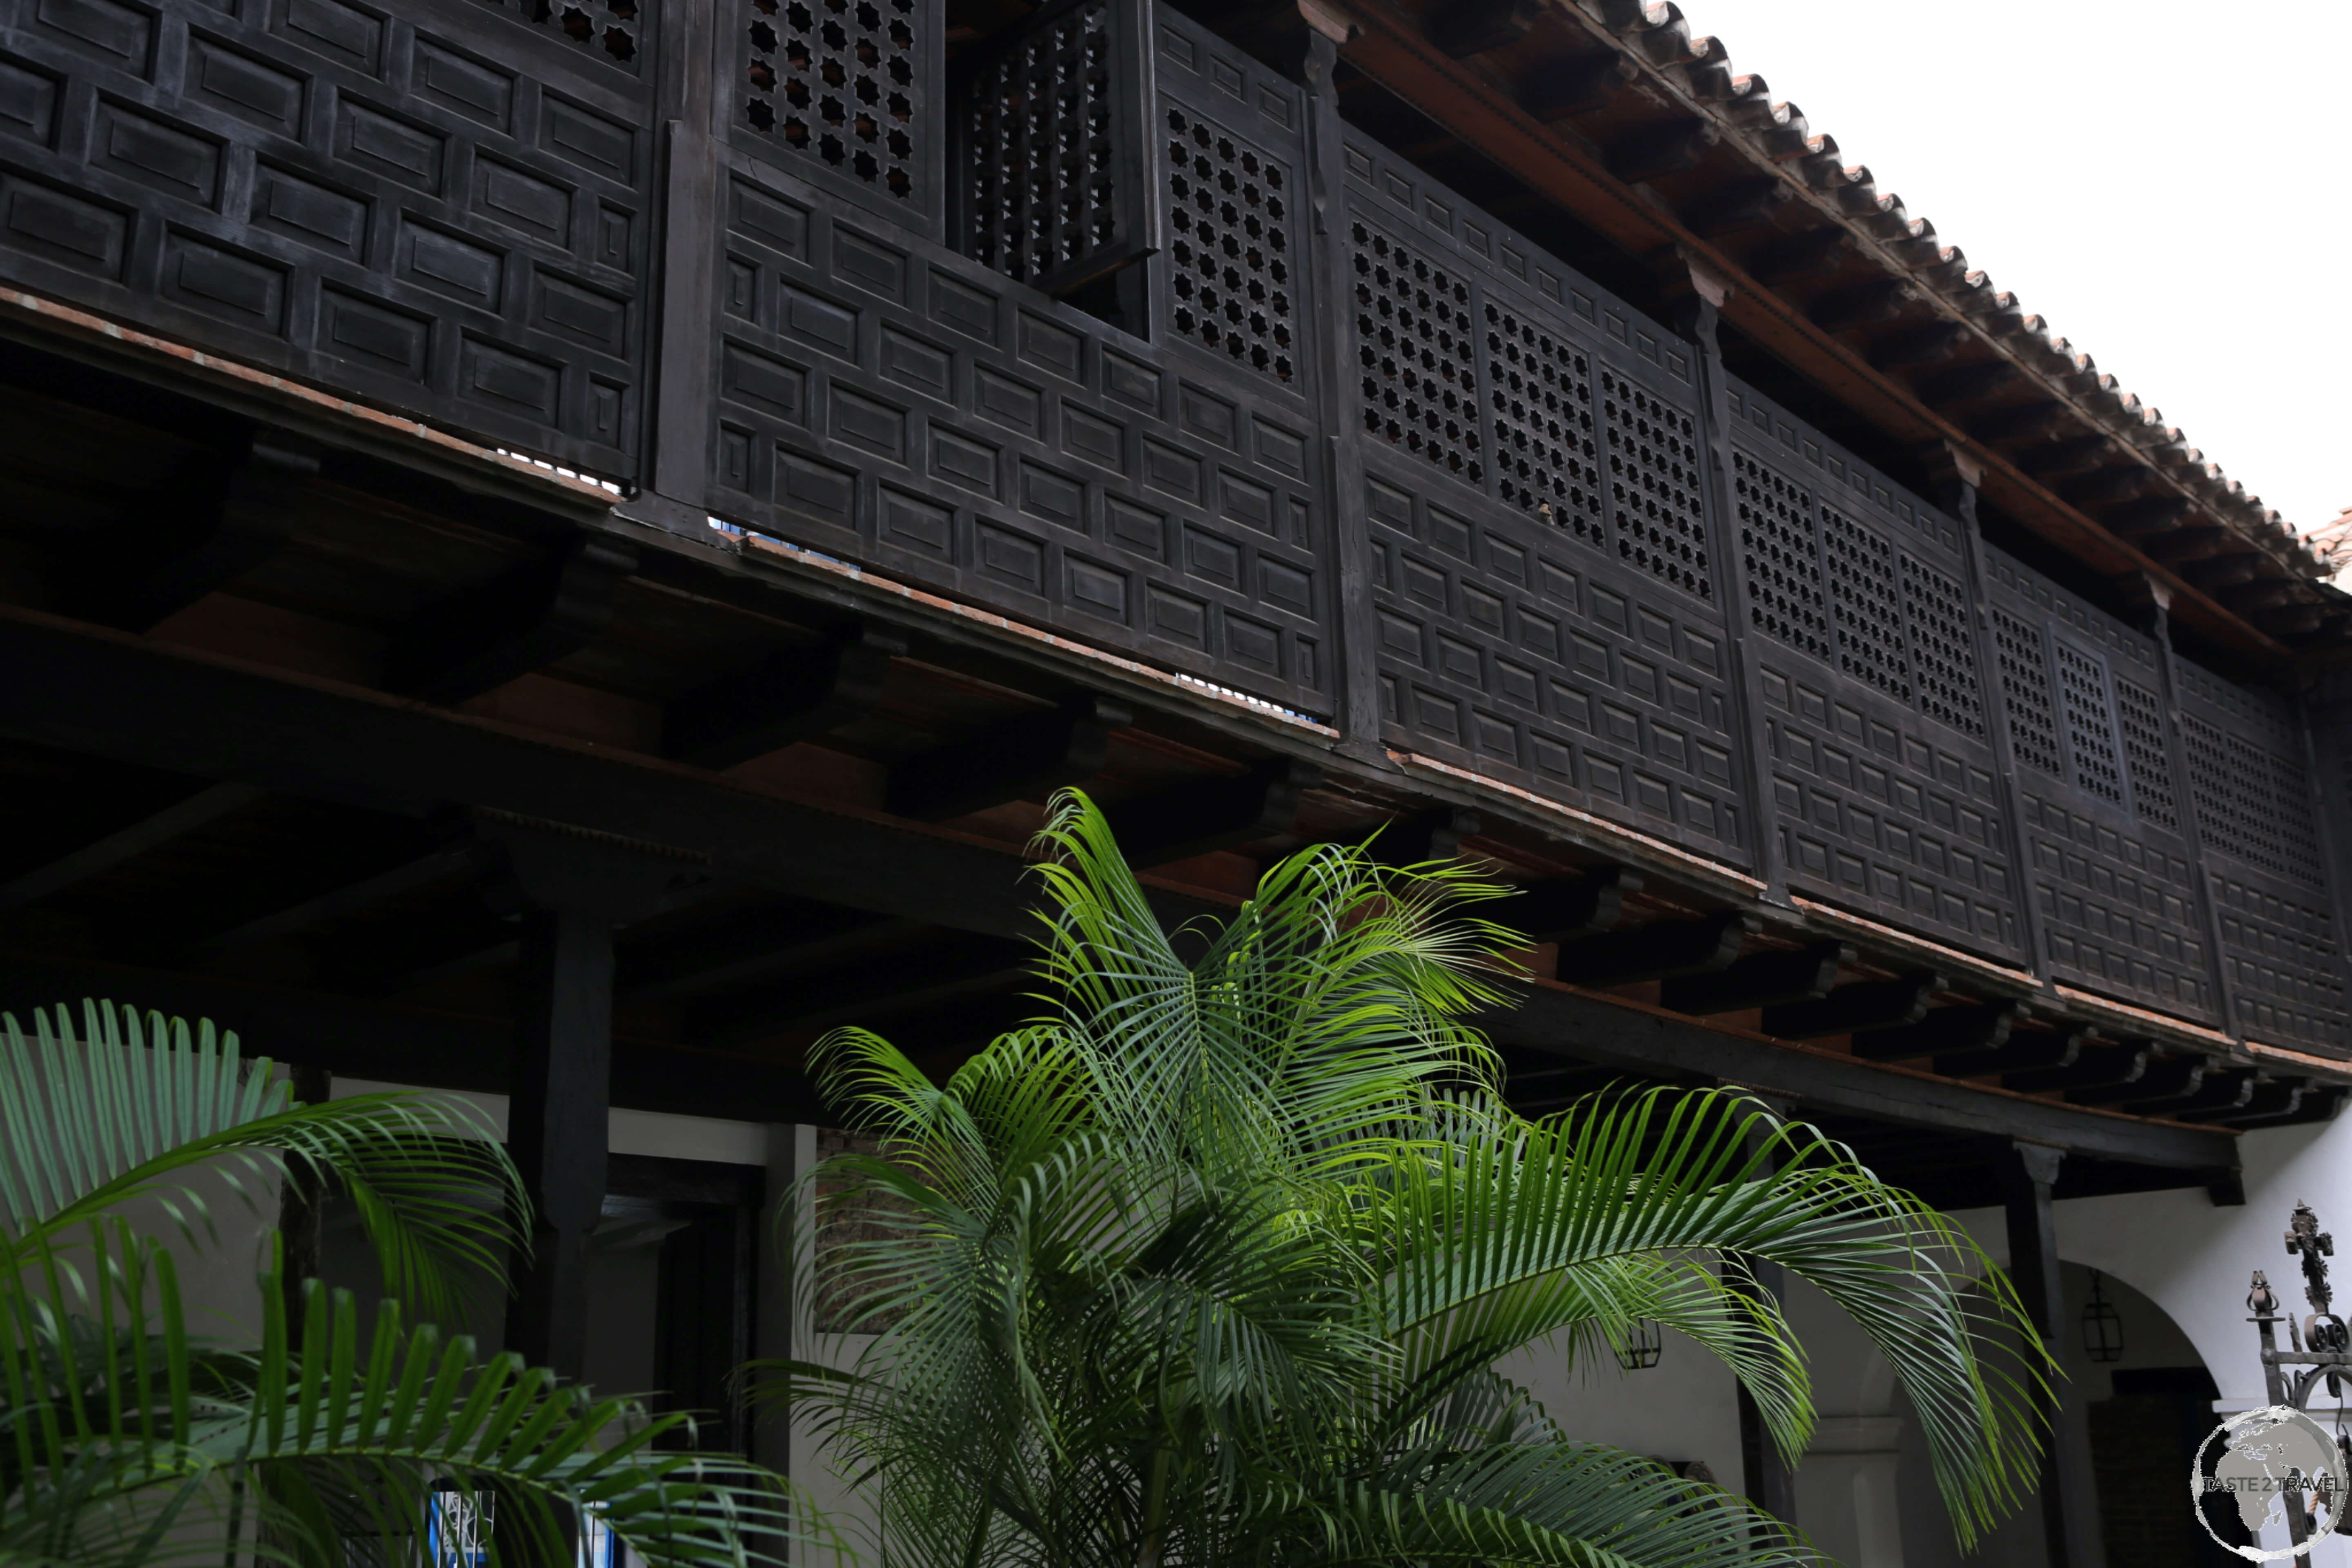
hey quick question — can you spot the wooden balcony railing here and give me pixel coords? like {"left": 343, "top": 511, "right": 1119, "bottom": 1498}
{"left": 0, "top": 0, "right": 2342, "bottom": 1053}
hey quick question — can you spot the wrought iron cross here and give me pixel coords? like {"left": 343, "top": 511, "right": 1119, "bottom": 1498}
{"left": 2287, "top": 1200, "right": 2335, "bottom": 1318}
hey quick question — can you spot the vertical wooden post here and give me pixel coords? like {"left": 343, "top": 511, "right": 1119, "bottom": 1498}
{"left": 485, "top": 817, "right": 701, "bottom": 1379}
{"left": 2002, "top": 1140, "right": 2103, "bottom": 1568}
{"left": 2132, "top": 576, "right": 2241, "bottom": 1036}
{"left": 639, "top": 0, "right": 720, "bottom": 530}
{"left": 1929, "top": 445, "right": 2051, "bottom": 982}
{"left": 1671, "top": 258, "right": 1792, "bottom": 905}
{"left": 1292, "top": 11, "right": 1386, "bottom": 761}
{"left": 508, "top": 904, "right": 619, "bottom": 1379}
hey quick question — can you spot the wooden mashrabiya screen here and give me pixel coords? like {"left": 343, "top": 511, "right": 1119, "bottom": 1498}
{"left": 1335, "top": 129, "right": 1749, "bottom": 867}
{"left": 712, "top": 0, "right": 1331, "bottom": 717}
{"left": 1722, "top": 380, "right": 2025, "bottom": 965}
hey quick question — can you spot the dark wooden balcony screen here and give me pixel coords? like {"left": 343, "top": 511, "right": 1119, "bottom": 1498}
{"left": 1336, "top": 131, "right": 1748, "bottom": 867}
{"left": 2172, "top": 659, "right": 2348, "bottom": 1051}
{"left": 950, "top": 0, "right": 1158, "bottom": 300}
{"left": 0, "top": 0, "right": 657, "bottom": 480}
{"left": 1723, "top": 380, "right": 2022, "bottom": 964}
{"left": 1982, "top": 551, "right": 2219, "bottom": 1020}
{"left": 708, "top": 2, "right": 1330, "bottom": 715}
{"left": 1, "top": 0, "right": 2345, "bottom": 1052}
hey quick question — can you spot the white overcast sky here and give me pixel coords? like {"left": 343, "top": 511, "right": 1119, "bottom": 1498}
{"left": 1677, "top": 0, "right": 2350, "bottom": 533}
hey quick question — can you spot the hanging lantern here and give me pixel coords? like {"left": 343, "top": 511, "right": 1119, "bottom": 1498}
{"left": 1615, "top": 1318, "right": 1664, "bottom": 1371}
{"left": 2082, "top": 1271, "right": 2125, "bottom": 1364}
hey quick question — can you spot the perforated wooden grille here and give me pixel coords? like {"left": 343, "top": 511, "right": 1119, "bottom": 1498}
{"left": 1165, "top": 105, "right": 1294, "bottom": 385}
{"left": 1900, "top": 555, "right": 1984, "bottom": 739}
{"left": 958, "top": 0, "right": 1118, "bottom": 287}
{"left": 2112, "top": 677, "right": 2178, "bottom": 832}
{"left": 1486, "top": 303, "right": 1600, "bottom": 535}
{"left": 1993, "top": 610, "right": 2064, "bottom": 776}
{"left": 2053, "top": 642, "right": 2126, "bottom": 807}
{"left": 1733, "top": 451, "right": 1827, "bottom": 658}
{"left": 1350, "top": 222, "right": 1478, "bottom": 482}
{"left": 2180, "top": 713, "right": 2236, "bottom": 852}
{"left": 478, "top": 0, "right": 646, "bottom": 71}
{"left": 744, "top": 0, "right": 921, "bottom": 204}
{"left": 2273, "top": 749, "right": 2323, "bottom": 873}
{"left": 2178, "top": 713, "right": 2324, "bottom": 889}
{"left": 1601, "top": 372, "right": 1709, "bottom": 601}
{"left": 1822, "top": 504, "right": 1910, "bottom": 704}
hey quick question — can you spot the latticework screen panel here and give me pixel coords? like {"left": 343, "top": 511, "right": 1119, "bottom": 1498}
{"left": 2112, "top": 675, "right": 2179, "bottom": 833}
{"left": 1351, "top": 222, "right": 1481, "bottom": 483}
{"left": 707, "top": 49, "right": 1332, "bottom": 723}
{"left": 954, "top": 0, "right": 1155, "bottom": 296}
{"left": 1336, "top": 130, "right": 1747, "bottom": 864}
{"left": 1151, "top": 18, "right": 1306, "bottom": 397}
{"left": 737, "top": 0, "right": 937, "bottom": 234}
{"left": 1985, "top": 548, "right": 2216, "bottom": 1019}
{"left": 2174, "top": 658, "right": 2347, "bottom": 1052}
{"left": 1726, "top": 381, "right": 2015, "bottom": 959}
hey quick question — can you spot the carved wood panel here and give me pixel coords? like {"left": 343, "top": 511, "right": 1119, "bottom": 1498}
{"left": 729, "top": 0, "right": 939, "bottom": 237}
{"left": 1334, "top": 131, "right": 1746, "bottom": 862}
{"left": 1984, "top": 549, "right": 2216, "bottom": 1019}
{"left": 2174, "top": 658, "right": 2349, "bottom": 1052}
{"left": 1149, "top": 9, "right": 1305, "bottom": 401}
{"left": 1725, "top": 381, "right": 2019, "bottom": 960}
{"left": 708, "top": 156, "right": 1329, "bottom": 714}
{"left": 0, "top": 0, "right": 654, "bottom": 477}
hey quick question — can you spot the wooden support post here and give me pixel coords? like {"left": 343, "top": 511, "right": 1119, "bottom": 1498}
{"left": 1668, "top": 257, "right": 1791, "bottom": 908}
{"left": 486, "top": 818, "right": 699, "bottom": 1381}
{"left": 1294, "top": 16, "right": 1388, "bottom": 764}
{"left": 2000, "top": 1141, "right": 2102, "bottom": 1568}
{"left": 1927, "top": 445, "right": 2051, "bottom": 984}
{"left": 2134, "top": 580, "right": 2244, "bottom": 1036}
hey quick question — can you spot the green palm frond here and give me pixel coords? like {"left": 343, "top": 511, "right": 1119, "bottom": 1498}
{"left": 2, "top": 1220, "right": 820, "bottom": 1568}
{"left": 766, "top": 789, "right": 2051, "bottom": 1568}
{"left": 1, "top": 1002, "right": 518, "bottom": 1325}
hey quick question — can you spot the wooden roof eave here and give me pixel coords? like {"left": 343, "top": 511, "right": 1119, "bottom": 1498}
{"left": 1327, "top": 0, "right": 2314, "bottom": 668}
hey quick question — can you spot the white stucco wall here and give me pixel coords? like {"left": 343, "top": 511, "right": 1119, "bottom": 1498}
{"left": 266, "top": 1093, "right": 2352, "bottom": 1566}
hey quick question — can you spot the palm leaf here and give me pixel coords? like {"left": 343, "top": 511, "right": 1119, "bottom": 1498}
{"left": 0, "top": 1001, "right": 520, "bottom": 1325}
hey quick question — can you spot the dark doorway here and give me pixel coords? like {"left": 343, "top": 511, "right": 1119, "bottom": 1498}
{"left": 2088, "top": 1366, "right": 2246, "bottom": 1568}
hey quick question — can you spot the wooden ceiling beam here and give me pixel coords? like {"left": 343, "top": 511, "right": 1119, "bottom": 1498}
{"left": 0, "top": 780, "right": 264, "bottom": 911}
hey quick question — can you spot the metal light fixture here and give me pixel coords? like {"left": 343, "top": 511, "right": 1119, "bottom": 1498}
{"left": 2082, "top": 1270, "right": 2125, "bottom": 1364}
{"left": 1615, "top": 1318, "right": 1664, "bottom": 1371}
